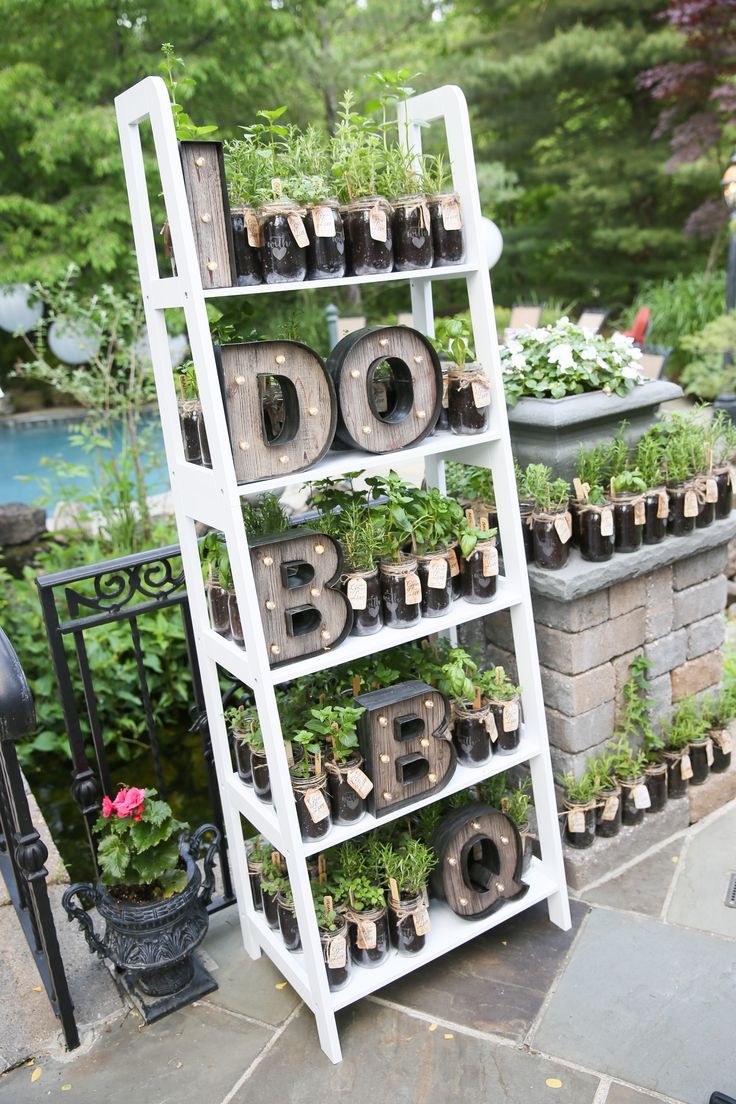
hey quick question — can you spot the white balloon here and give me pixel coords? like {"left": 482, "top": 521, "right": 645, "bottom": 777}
{"left": 482, "top": 218, "right": 504, "bottom": 270}
{"left": 48, "top": 319, "right": 102, "bottom": 364}
{"left": 0, "top": 283, "right": 43, "bottom": 334}
{"left": 133, "top": 331, "right": 189, "bottom": 368}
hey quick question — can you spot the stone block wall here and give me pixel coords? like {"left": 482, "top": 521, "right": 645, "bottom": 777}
{"left": 460, "top": 518, "right": 736, "bottom": 778}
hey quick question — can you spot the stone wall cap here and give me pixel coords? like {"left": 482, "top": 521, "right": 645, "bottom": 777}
{"left": 508, "top": 379, "right": 682, "bottom": 429}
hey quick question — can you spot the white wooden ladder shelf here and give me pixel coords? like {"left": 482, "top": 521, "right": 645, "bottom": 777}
{"left": 114, "top": 76, "right": 571, "bottom": 1064}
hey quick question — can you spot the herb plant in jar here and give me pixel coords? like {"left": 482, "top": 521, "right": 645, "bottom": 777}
{"left": 559, "top": 771, "right": 597, "bottom": 849}
{"left": 635, "top": 431, "right": 669, "bottom": 545}
{"left": 365, "top": 472, "right": 421, "bottom": 629}
{"left": 480, "top": 665, "right": 522, "bottom": 753}
{"left": 285, "top": 125, "right": 346, "bottom": 280}
{"left": 572, "top": 445, "right": 614, "bottom": 562}
{"left": 316, "top": 703, "right": 370, "bottom": 825}
{"left": 290, "top": 720, "right": 332, "bottom": 842}
{"left": 422, "top": 153, "right": 465, "bottom": 268}
{"left": 437, "top": 648, "right": 494, "bottom": 766}
{"left": 432, "top": 318, "right": 490, "bottom": 435}
{"left": 382, "top": 147, "right": 433, "bottom": 271}
{"left": 334, "top": 841, "right": 390, "bottom": 969}
{"left": 378, "top": 839, "right": 437, "bottom": 956}
{"left": 701, "top": 689, "right": 735, "bottom": 773}
{"left": 610, "top": 736, "right": 649, "bottom": 826}
{"left": 527, "top": 466, "right": 572, "bottom": 570}
{"left": 609, "top": 469, "right": 647, "bottom": 554}
{"left": 313, "top": 890, "right": 351, "bottom": 992}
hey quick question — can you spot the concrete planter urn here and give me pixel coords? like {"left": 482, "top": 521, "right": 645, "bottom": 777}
{"left": 508, "top": 380, "right": 682, "bottom": 480}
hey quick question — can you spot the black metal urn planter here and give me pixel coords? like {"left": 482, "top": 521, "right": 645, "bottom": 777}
{"left": 62, "top": 786, "right": 219, "bottom": 1022}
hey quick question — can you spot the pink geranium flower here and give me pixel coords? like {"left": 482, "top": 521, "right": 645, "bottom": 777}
{"left": 111, "top": 786, "right": 146, "bottom": 821}
{"left": 101, "top": 796, "right": 115, "bottom": 818}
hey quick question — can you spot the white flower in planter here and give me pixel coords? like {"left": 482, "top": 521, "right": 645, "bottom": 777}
{"left": 581, "top": 345, "right": 597, "bottom": 360}
{"left": 509, "top": 352, "right": 527, "bottom": 370}
{"left": 621, "top": 364, "right": 641, "bottom": 380}
{"left": 506, "top": 339, "right": 523, "bottom": 354}
{"left": 548, "top": 343, "right": 574, "bottom": 370}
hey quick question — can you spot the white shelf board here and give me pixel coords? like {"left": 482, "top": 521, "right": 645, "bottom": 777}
{"left": 203, "top": 263, "right": 478, "bottom": 300}
{"left": 235, "top": 426, "right": 502, "bottom": 498}
{"left": 300, "top": 726, "right": 540, "bottom": 857}
{"left": 330, "top": 858, "right": 557, "bottom": 1010}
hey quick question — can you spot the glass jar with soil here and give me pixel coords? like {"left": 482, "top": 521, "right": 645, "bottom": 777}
{"left": 666, "top": 482, "right": 698, "bottom": 536}
{"left": 436, "top": 365, "right": 450, "bottom": 431}
{"left": 228, "top": 591, "right": 244, "bottom": 646}
{"left": 258, "top": 201, "right": 308, "bottom": 284}
{"left": 447, "top": 365, "right": 490, "bottom": 435}
{"left": 531, "top": 509, "right": 571, "bottom": 570}
{"left": 709, "top": 727, "right": 732, "bottom": 773}
{"left": 519, "top": 502, "right": 535, "bottom": 563}
{"left": 179, "top": 400, "right": 203, "bottom": 464}
{"left": 416, "top": 549, "right": 453, "bottom": 617}
{"left": 246, "top": 846, "right": 263, "bottom": 912}
{"left": 643, "top": 761, "right": 668, "bottom": 813}
{"left": 250, "top": 748, "right": 272, "bottom": 802}
{"left": 304, "top": 201, "right": 346, "bottom": 280}
{"left": 447, "top": 540, "right": 462, "bottom": 599}
{"left": 612, "top": 492, "right": 645, "bottom": 553}
{"left": 324, "top": 754, "right": 369, "bottom": 826}
{"left": 260, "top": 880, "right": 280, "bottom": 930}
{"left": 687, "top": 736, "right": 712, "bottom": 785}
{"left": 343, "top": 197, "right": 393, "bottom": 276}
{"left": 342, "top": 567, "right": 382, "bottom": 636}
{"left": 618, "top": 776, "right": 650, "bottom": 825}
{"left": 461, "top": 538, "right": 498, "bottom": 603}
{"left": 320, "top": 915, "right": 351, "bottom": 991}
{"left": 207, "top": 579, "right": 230, "bottom": 636}
{"left": 595, "top": 785, "right": 622, "bottom": 838}
{"left": 391, "top": 195, "right": 433, "bottom": 271}
{"left": 346, "top": 904, "right": 391, "bottom": 969}
{"left": 379, "top": 556, "right": 422, "bottom": 629}
{"left": 486, "top": 694, "right": 521, "bottom": 753}
{"left": 563, "top": 800, "right": 596, "bottom": 848}
{"left": 694, "top": 476, "right": 718, "bottom": 529}
{"left": 291, "top": 770, "right": 332, "bottom": 841}
{"left": 276, "top": 892, "right": 301, "bottom": 952}
{"left": 230, "top": 207, "right": 263, "bottom": 286}
{"left": 387, "top": 892, "right": 430, "bottom": 955}
{"left": 663, "top": 748, "right": 691, "bottom": 797}
{"left": 233, "top": 736, "right": 253, "bottom": 784}
{"left": 578, "top": 503, "right": 615, "bottom": 563}
{"left": 426, "top": 192, "right": 465, "bottom": 267}
{"left": 643, "top": 488, "right": 668, "bottom": 545}
{"left": 713, "top": 467, "right": 733, "bottom": 519}
{"left": 518, "top": 823, "right": 534, "bottom": 874}
{"left": 452, "top": 702, "right": 493, "bottom": 766}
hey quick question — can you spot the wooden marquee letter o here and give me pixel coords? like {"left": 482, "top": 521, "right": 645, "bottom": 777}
{"left": 218, "top": 340, "right": 337, "bottom": 483}
{"left": 327, "top": 326, "right": 442, "bottom": 453}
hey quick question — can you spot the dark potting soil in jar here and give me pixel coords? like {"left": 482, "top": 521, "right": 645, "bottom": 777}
{"left": 234, "top": 739, "right": 253, "bottom": 784}
{"left": 461, "top": 540, "right": 498, "bottom": 603}
{"left": 230, "top": 208, "right": 262, "bottom": 286}
{"left": 325, "top": 757, "right": 367, "bottom": 825}
{"left": 392, "top": 195, "right": 433, "bottom": 271}
{"left": 569, "top": 500, "right": 581, "bottom": 547}
{"left": 578, "top": 505, "right": 615, "bottom": 563}
{"left": 416, "top": 550, "right": 453, "bottom": 616}
{"left": 532, "top": 512, "right": 570, "bottom": 570}
{"left": 344, "top": 197, "right": 393, "bottom": 276}
{"left": 453, "top": 705, "right": 493, "bottom": 765}
{"left": 321, "top": 917, "right": 351, "bottom": 991}
{"left": 198, "top": 414, "right": 211, "bottom": 467}
{"left": 304, "top": 202, "right": 346, "bottom": 280}
{"left": 228, "top": 592, "right": 244, "bottom": 645}
{"left": 695, "top": 485, "right": 716, "bottom": 528}
{"left": 427, "top": 193, "right": 465, "bottom": 267}
{"left": 710, "top": 728, "right": 732, "bottom": 773}
{"left": 342, "top": 568, "right": 382, "bottom": 636}
{"left": 644, "top": 762, "right": 667, "bottom": 812}
{"left": 595, "top": 786, "right": 622, "bottom": 838}
{"left": 347, "top": 906, "right": 390, "bottom": 968}
{"left": 436, "top": 366, "right": 450, "bottom": 431}
{"left": 612, "top": 494, "right": 644, "bottom": 553}
{"left": 388, "top": 894, "right": 429, "bottom": 955}
{"left": 250, "top": 749, "right": 271, "bottom": 802}
{"left": 519, "top": 502, "right": 535, "bottom": 563}
{"left": 261, "top": 886, "right": 279, "bottom": 930}
{"left": 714, "top": 468, "right": 733, "bottom": 519}
{"left": 667, "top": 484, "right": 698, "bottom": 536}
{"left": 487, "top": 696, "right": 521, "bottom": 753}
{"left": 519, "top": 827, "right": 533, "bottom": 874}
{"left": 277, "top": 895, "right": 301, "bottom": 952}
{"left": 563, "top": 802, "right": 596, "bottom": 849}
{"left": 379, "top": 557, "right": 422, "bottom": 629}
{"left": 207, "top": 582, "right": 230, "bottom": 636}
{"left": 644, "top": 490, "right": 668, "bottom": 545}
{"left": 688, "top": 738, "right": 711, "bottom": 785}
{"left": 179, "top": 402, "right": 202, "bottom": 463}
{"left": 619, "top": 778, "right": 647, "bottom": 826}
{"left": 258, "top": 201, "right": 308, "bottom": 284}
{"left": 448, "top": 541, "right": 462, "bottom": 599}
{"left": 247, "top": 863, "right": 263, "bottom": 911}
{"left": 447, "top": 366, "right": 490, "bottom": 435}
{"left": 292, "top": 773, "right": 332, "bottom": 841}
{"left": 664, "top": 750, "right": 689, "bottom": 797}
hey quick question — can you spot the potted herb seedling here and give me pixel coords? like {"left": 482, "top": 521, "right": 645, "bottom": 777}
{"left": 701, "top": 688, "right": 735, "bottom": 773}
{"left": 437, "top": 647, "right": 493, "bottom": 765}
{"left": 572, "top": 444, "right": 614, "bottom": 562}
{"left": 527, "top": 465, "right": 572, "bottom": 570}
{"left": 501, "top": 777, "right": 533, "bottom": 872}
{"left": 381, "top": 145, "right": 433, "bottom": 271}
{"left": 407, "top": 486, "right": 466, "bottom": 616}
{"left": 587, "top": 750, "right": 623, "bottom": 838}
{"left": 283, "top": 125, "right": 346, "bottom": 280}
{"left": 225, "top": 702, "right": 255, "bottom": 784}
{"left": 457, "top": 513, "right": 499, "bottom": 604}
{"left": 660, "top": 697, "right": 706, "bottom": 795}
{"left": 233, "top": 704, "right": 273, "bottom": 802}
{"left": 617, "top": 656, "right": 668, "bottom": 813}
{"left": 662, "top": 424, "right": 699, "bottom": 536}
{"left": 241, "top": 491, "right": 290, "bottom": 539}
{"left": 609, "top": 468, "right": 648, "bottom": 553}
{"left": 422, "top": 152, "right": 465, "bottom": 268}
{"left": 176, "top": 361, "right": 210, "bottom": 465}
{"left": 201, "top": 531, "right": 231, "bottom": 637}
{"left": 332, "top": 500, "right": 386, "bottom": 636}
{"left": 515, "top": 462, "right": 536, "bottom": 563}
{"left": 312, "top": 886, "right": 351, "bottom": 992}
{"left": 479, "top": 665, "right": 522, "bottom": 753}
{"left": 331, "top": 91, "right": 392, "bottom": 275}
{"left": 259, "top": 850, "right": 287, "bottom": 930}
{"left": 245, "top": 835, "right": 269, "bottom": 911}
{"left": 306, "top": 703, "right": 370, "bottom": 825}
{"left": 291, "top": 715, "right": 332, "bottom": 841}
{"left": 431, "top": 318, "right": 490, "bottom": 435}
{"left": 708, "top": 408, "right": 736, "bottom": 518}
{"left": 275, "top": 878, "right": 301, "bottom": 952}
{"left": 334, "top": 840, "right": 390, "bottom": 968}
{"left": 63, "top": 786, "right": 219, "bottom": 1002}
{"left": 377, "top": 839, "right": 437, "bottom": 955}
{"left": 365, "top": 472, "right": 421, "bottom": 629}
{"left": 559, "top": 771, "right": 597, "bottom": 849}
{"left": 635, "top": 430, "right": 668, "bottom": 544}
{"left": 223, "top": 136, "right": 265, "bottom": 286}
{"left": 610, "top": 736, "right": 649, "bottom": 825}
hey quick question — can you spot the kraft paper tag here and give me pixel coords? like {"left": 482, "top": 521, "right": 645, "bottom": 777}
{"left": 447, "top": 547, "right": 460, "bottom": 576}
{"left": 369, "top": 205, "right": 388, "bottom": 242}
{"left": 601, "top": 794, "right": 619, "bottom": 821}
{"left": 471, "top": 380, "right": 491, "bottom": 409}
{"left": 347, "top": 576, "right": 368, "bottom": 610}
{"left": 404, "top": 572, "right": 422, "bottom": 605}
{"left": 313, "top": 204, "right": 336, "bottom": 237}
{"left": 388, "top": 878, "right": 399, "bottom": 904}
{"left": 304, "top": 787, "right": 330, "bottom": 823}
{"left": 503, "top": 700, "right": 519, "bottom": 732}
{"left": 705, "top": 478, "right": 719, "bottom": 504}
{"left": 413, "top": 904, "right": 431, "bottom": 935}
{"left": 680, "top": 754, "right": 693, "bottom": 781}
{"left": 684, "top": 490, "right": 699, "bottom": 518}
{"left": 731, "top": 468, "right": 736, "bottom": 492}
{"left": 482, "top": 546, "right": 499, "bottom": 577}
{"left": 373, "top": 382, "right": 389, "bottom": 413}
{"left": 442, "top": 375, "right": 449, "bottom": 408}
{"left": 441, "top": 195, "right": 462, "bottom": 231}
{"left": 567, "top": 809, "right": 586, "bottom": 833}
{"left": 657, "top": 491, "right": 669, "bottom": 519}
{"left": 327, "top": 934, "right": 347, "bottom": 969}
{"left": 633, "top": 784, "right": 651, "bottom": 810}
{"left": 245, "top": 210, "right": 262, "bottom": 248}
{"left": 554, "top": 515, "right": 571, "bottom": 544}
{"left": 721, "top": 732, "right": 733, "bottom": 754}
{"left": 427, "top": 556, "right": 449, "bottom": 589}
{"left": 346, "top": 767, "right": 373, "bottom": 798}
{"left": 287, "top": 212, "right": 309, "bottom": 248}
{"left": 634, "top": 499, "right": 646, "bottom": 526}
{"left": 465, "top": 507, "right": 477, "bottom": 529}
{"left": 600, "top": 507, "right": 614, "bottom": 537}
{"left": 356, "top": 919, "right": 377, "bottom": 950}
{"left": 486, "top": 712, "right": 498, "bottom": 742}
{"left": 706, "top": 739, "right": 714, "bottom": 766}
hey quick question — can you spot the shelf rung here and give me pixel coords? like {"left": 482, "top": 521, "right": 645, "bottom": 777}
{"left": 224, "top": 774, "right": 285, "bottom": 849}
{"left": 203, "top": 263, "right": 480, "bottom": 300}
